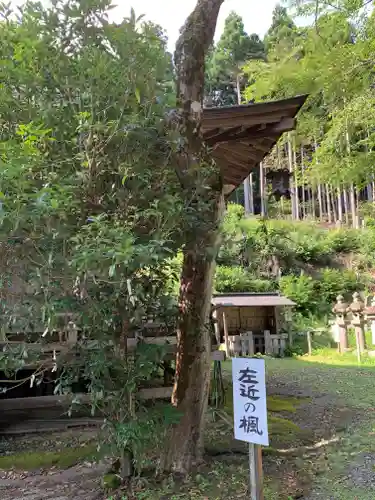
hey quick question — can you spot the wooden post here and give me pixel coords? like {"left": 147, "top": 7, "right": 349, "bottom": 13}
{"left": 306, "top": 331, "right": 312, "bottom": 356}
{"left": 230, "top": 335, "right": 242, "bottom": 357}
{"left": 248, "top": 332, "right": 254, "bottom": 356}
{"left": 280, "top": 334, "right": 287, "bottom": 357}
{"left": 212, "top": 308, "right": 220, "bottom": 345}
{"left": 249, "top": 443, "right": 264, "bottom": 500}
{"left": 240, "top": 331, "right": 253, "bottom": 356}
{"left": 223, "top": 310, "right": 230, "bottom": 357}
{"left": 264, "top": 330, "right": 271, "bottom": 355}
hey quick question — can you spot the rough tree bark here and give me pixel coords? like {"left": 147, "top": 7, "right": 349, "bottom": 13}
{"left": 161, "top": 0, "right": 226, "bottom": 473}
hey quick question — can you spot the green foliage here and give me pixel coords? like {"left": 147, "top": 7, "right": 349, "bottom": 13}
{"left": 0, "top": 0, "right": 182, "bottom": 475}
{"left": 243, "top": 2, "right": 375, "bottom": 193}
{"left": 218, "top": 206, "right": 371, "bottom": 318}
{"left": 279, "top": 275, "right": 316, "bottom": 314}
{"left": 205, "top": 11, "right": 265, "bottom": 106}
{"left": 215, "top": 266, "right": 275, "bottom": 293}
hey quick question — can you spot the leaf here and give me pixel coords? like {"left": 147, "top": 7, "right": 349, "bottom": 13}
{"left": 109, "top": 263, "right": 116, "bottom": 278}
{"left": 135, "top": 87, "right": 141, "bottom": 104}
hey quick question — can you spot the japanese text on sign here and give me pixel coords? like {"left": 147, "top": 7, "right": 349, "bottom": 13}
{"left": 232, "top": 357, "right": 269, "bottom": 446}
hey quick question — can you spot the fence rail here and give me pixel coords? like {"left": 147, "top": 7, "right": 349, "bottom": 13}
{"left": 227, "top": 331, "right": 288, "bottom": 357}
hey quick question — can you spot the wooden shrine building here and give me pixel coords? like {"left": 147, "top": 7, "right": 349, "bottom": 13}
{"left": 212, "top": 292, "right": 296, "bottom": 356}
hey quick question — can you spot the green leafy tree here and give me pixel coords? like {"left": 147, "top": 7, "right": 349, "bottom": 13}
{"left": 205, "top": 11, "right": 265, "bottom": 106}
{"left": 0, "top": 0, "right": 181, "bottom": 478}
{"left": 264, "top": 4, "right": 298, "bottom": 58}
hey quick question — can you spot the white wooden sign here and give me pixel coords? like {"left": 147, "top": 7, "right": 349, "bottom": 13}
{"left": 232, "top": 357, "right": 269, "bottom": 446}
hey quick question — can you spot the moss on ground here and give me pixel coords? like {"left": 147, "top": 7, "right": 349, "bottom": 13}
{"left": 0, "top": 444, "right": 97, "bottom": 470}
{"left": 267, "top": 394, "right": 309, "bottom": 412}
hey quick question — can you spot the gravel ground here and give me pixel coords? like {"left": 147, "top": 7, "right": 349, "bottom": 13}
{"left": 1, "top": 358, "right": 374, "bottom": 499}
{"left": 265, "top": 359, "right": 375, "bottom": 499}
{"left": 0, "top": 462, "right": 107, "bottom": 500}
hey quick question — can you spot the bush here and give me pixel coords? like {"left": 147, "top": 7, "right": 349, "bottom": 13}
{"left": 279, "top": 274, "right": 317, "bottom": 315}
{"left": 214, "top": 266, "right": 275, "bottom": 293}
{"left": 324, "top": 228, "right": 360, "bottom": 253}
{"left": 316, "top": 268, "right": 368, "bottom": 307}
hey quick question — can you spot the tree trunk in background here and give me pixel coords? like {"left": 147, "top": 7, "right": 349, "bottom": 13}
{"left": 161, "top": 0, "right": 225, "bottom": 473}
{"left": 301, "top": 145, "right": 306, "bottom": 219}
{"left": 330, "top": 185, "right": 338, "bottom": 223}
{"left": 326, "top": 184, "right": 332, "bottom": 224}
{"left": 249, "top": 173, "right": 254, "bottom": 214}
{"left": 318, "top": 184, "right": 323, "bottom": 220}
{"left": 314, "top": 139, "right": 323, "bottom": 221}
{"left": 292, "top": 135, "right": 300, "bottom": 220}
{"left": 343, "top": 188, "right": 349, "bottom": 225}
{"left": 337, "top": 186, "right": 343, "bottom": 226}
{"left": 260, "top": 162, "right": 266, "bottom": 216}
{"left": 350, "top": 184, "right": 357, "bottom": 228}
{"left": 244, "top": 175, "right": 251, "bottom": 215}
{"left": 288, "top": 134, "right": 296, "bottom": 219}
{"left": 311, "top": 186, "right": 316, "bottom": 219}
{"left": 237, "top": 70, "right": 252, "bottom": 215}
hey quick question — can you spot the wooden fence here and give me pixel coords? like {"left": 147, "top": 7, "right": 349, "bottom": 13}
{"left": 227, "top": 331, "right": 288, "bottom": 357}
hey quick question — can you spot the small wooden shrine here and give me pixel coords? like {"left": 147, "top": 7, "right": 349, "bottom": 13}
{"left": 211, "top": 292, "right": 295, "bottom": 356}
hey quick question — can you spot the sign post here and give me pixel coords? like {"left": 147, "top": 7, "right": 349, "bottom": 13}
{"left": 232, "top": 358, "right": 269, "bottom": 500}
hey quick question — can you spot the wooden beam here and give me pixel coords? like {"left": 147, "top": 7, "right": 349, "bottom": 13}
{"left": 202, "top": 94, "right": 307, "bottom": 117}
{"left": 216, "top": 144, "right": 259, "bottom": 162}
{"left": 203, "top": 125, "right": 242, "bottom": 142}
{"left": 201, "top": 127, "right": 222, "bottom": 140}
{"left": 219, "top": 117, "right": 296, "bottom": 142}
{"left": 223, "top": 184, "right": 236, "bottom": 195}
{"left": 202, "top": 110, "right": 291, "bottom": 132}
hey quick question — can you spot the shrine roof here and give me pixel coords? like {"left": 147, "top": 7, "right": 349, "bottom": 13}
{"left": 212, "top": 293, "right": 296, "bottom": 308}
{"left": 201, "top": 95, "right": 308, "bottom": 194}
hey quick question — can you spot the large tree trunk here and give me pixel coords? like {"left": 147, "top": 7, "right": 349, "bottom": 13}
{"left": 161, "top": 0, "right": 225, "bottom": 473}
{"left": 162, "top": 193, "right": 224, "bottom": 472}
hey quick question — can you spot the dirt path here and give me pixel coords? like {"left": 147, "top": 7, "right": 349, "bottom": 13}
{"left": 265, "top": 357, "right": 375, "bottom": 499}
{"left": 1, "top": 356, "right": 374, "bottom": 499}
{"left": 0, "top": 463, "right": 107, "bottom": 500}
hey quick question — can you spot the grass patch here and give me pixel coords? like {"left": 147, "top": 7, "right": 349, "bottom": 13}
{"left": 305, "top": 347, "right": 375, "bottom": 367}
{"left": 267, "top": 394, "right": 307, "bottom": 413}
{"left": 0, "top": 444, "right": 98, "bottom": 470}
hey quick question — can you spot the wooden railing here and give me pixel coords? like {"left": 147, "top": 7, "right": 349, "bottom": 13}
{"left": 227, "top": 331, "right": 288, "bottom": 357}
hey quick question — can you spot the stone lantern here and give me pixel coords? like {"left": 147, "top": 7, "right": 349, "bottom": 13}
{"left": 364, "top": 296, "right": 375, "bottom": 346}
{"left": 348, "top": 292, "right": 366, "bottom": 353}
{"left": 332, "top": 295, "right": 349, "bottom": 352}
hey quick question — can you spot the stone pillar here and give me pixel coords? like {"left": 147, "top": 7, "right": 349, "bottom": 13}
{"left": 349, "top": 292, "right": 366, "bottom": 353}
{"left": 332, "top": 295, "right": 349, "bottom": 353}
{"left": 364, "top": 296, "right": 375, "bottom": 346}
